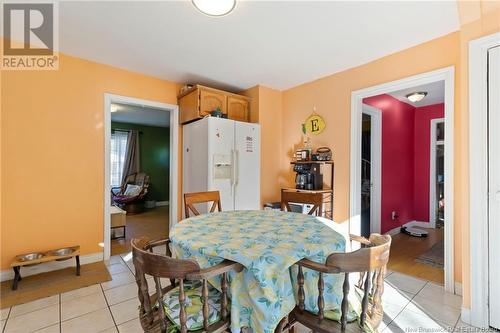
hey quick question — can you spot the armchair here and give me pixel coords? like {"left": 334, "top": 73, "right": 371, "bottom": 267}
{"left": 112, "top": 172, "right": 150, "bottom": 213}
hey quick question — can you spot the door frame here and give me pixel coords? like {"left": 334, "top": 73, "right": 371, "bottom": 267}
{"left": 469, "top": 32, "right": 500, "bottom": 328}
{"left": 103, "top": 93, "right": 179, "bottom": 260}
{"left": 429, "top": 118, "right": 445, "bottom": 229}
{"left": 361, "top": 104, "right": 382, "bottom": 234}
{"left": 350, "top": 66, "right": 455, "bottom": 293}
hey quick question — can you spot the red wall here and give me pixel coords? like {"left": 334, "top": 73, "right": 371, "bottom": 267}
{"left": 363, "top": 95, "right": 444, "bottom": 233}
{"left": 363, "top": 94, "right": 415, "bottom": 233}
{"left": 414, "top": 103, "right": 444, "bottom": 222}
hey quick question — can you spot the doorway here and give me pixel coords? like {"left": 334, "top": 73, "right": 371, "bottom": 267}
{"left": 487, "top": 45, "right": 500, "bottom": 330}
{"left": 430, "top": 118, "right": 445, "bottom": 229}
{"left": 362, "top": 81, "right": 447, "bottom": 284}
{"left": 104, "top": 94, "right": 179, "bottom": 260}
{"left": 361, "top": 105, "right": 381, "bottom": 237}
{"left": 350, "top": 66, "right": 455, "bottom": 292}
{"left": 109, "top": 103, "right": 171, "bottom": 255}
{"left": 469, "top": 32, "right": 500, "bottom": 329}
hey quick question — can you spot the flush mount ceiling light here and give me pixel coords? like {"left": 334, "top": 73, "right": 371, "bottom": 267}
{"left": 406, "top": 91, "right": 428, "bottom": 103}
{"left": 192, "top": 0, "right": 236, "bottom": 17}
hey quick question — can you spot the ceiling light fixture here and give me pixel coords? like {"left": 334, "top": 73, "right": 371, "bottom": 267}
{"left": 406, "top": 91, "right": 428, "bottom": 103}
{"left": 192, "top": 0, "right": 236, "bottom": 17}
{"left": 111, "top": 105, "right": 119, "bottom": 113}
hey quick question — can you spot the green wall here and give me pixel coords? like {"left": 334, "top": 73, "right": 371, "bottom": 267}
{"left": 112, "top": 122, "right": 170, "bottom": 202}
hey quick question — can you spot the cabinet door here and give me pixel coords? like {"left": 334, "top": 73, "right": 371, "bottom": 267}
{"left": 178, "top": 90, "right": 200, "bottom": 124}
{"left": 227, "top": 96, "right": 249, "bottom": 122}
{"left": 200, "top": 89, "right": 226, "bottom": 117}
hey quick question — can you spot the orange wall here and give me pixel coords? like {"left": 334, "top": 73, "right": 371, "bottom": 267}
{"left": 281, "top": 32, "right": 462, "bottom": 280}
{"left": 242, "top": 86, "right": 260, "bottom": 124}
{"left": 456, "top": 0, "right": 500, "bottom": 309}
{"left": 257, "top": 86, "right": 283, "bottom": 205}
{"left": 1, "top": 52, "right": 180, "bottom": 270}
{"left": 242, "top": 86, "right": 284, "bottom": 205}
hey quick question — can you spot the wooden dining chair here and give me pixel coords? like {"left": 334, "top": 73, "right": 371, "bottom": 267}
{"left": 184, "top": 191, "right": 222, "bottom": 218}
{"left": 281, "top": 190, "right": 324, "bottom": 216}
{"left": 132, "top": 237, "right": 243, "bottom": 333}
{"left": 291, "top": 234, "right": 392, "bottom": 332}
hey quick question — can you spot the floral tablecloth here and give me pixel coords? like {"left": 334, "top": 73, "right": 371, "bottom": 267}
{"left": 170, "top": 210, "right": 349, "bottom": 333}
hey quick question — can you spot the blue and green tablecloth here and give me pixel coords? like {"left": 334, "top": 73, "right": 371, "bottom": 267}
{"left": 170, "top": 210, "right": 351, "bottom": 333}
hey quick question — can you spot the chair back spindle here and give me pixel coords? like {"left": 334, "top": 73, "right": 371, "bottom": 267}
{"left": 317, "top": 272, "right": 325, "bottom": 321}
{"left": 154, "top": 276, "right": 167, "bottom": 332}
{"left": 221, "top": 273, "right": 228, "bottom": 320}
{"left": 360, "top": 270, "right": 371, "bottom": 327}
{"left": 178, "top": 278, "right": 188, "bottom": 333}
{"left": 297, "top": 265, "right": 305, "bottom": 312}
{"left": 202, "top": 279, "right": 210, "bottom": 330}
{"left": 340, "top": 272, "right": 350, "bottom": 330}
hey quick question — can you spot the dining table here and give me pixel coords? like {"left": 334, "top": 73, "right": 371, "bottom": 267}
{"left": 169, "top": 210, "right": 355, "bottom": 333}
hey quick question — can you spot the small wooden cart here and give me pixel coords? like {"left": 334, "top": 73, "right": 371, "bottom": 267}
{"left": 284, "top": 160, "right": 334, "bottom": 219}
{"left": 110, "top": 205, "right": 127, "bottom": 240}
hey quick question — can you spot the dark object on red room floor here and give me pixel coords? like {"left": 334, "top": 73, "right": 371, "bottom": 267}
{"left": 401, "top": 226, "right": 428, "bottom": 237}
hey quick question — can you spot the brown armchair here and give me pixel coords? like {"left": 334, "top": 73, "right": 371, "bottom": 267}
{"left": 131, "top": 237, "right": 243, "bottom": 333}
{"left": 292, "top": 234, "right": 391, "bottom": 332}
{"left": 112, "top": 172, "right": 150, "bottom": 213}
{"left": 275, "top": 234, "right": 392, "bottom": 333}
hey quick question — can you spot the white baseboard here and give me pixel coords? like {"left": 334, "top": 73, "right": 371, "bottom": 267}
{"left": 0, "top": 252, "right": 104, "bottom": 282}
{"left": 455, "top": 282, "right": 463, "bottom": 296}
{"left": 156, "top": 201, "right": 169, "bottom": 207}
{"left": 461, "top": 307, "right": 471, "bottom": 324}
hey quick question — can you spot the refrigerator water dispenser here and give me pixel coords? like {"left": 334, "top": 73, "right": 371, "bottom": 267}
{"left": 213, "top": 154, "right": 232, "bottom": 180}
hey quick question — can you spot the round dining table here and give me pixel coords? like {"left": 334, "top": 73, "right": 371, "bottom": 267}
{"left": 170, "top": 210, "right": 352, "bottom": 333}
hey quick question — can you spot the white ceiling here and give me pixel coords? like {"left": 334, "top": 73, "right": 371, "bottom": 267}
{"left": 111, "top": 103, "right": 170, "bottom": 127}
{"left": 389, "top": 80, "right": 445, "bottom": 107}
{"left": 58, "top": 1, "right": 459, "bottom": 91}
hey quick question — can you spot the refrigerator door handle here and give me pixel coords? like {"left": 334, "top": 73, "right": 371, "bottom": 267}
{"left": 234, "top": 149, "right": 240, "bottom": 187}
{"left": 230, "top": 149, "right": 236, "bottom": 195}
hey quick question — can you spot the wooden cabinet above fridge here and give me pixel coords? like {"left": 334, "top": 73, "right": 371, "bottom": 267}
{"left": 178, "top": 85, "right": 250, "bottom": 124}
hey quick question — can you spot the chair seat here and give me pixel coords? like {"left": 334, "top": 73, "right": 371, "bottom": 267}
{"left": 113, "top": 194, "right": 140, "bottom": 204}
{"left": 162, "top": 281, "right": 225, "bottom": 331}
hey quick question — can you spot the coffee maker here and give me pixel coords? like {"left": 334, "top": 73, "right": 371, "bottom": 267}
{"left": 294, "top": 163, "right": 323, "bottom": 190}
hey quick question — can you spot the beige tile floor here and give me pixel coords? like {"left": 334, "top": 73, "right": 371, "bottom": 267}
{"left": 1, "top": 251, "right": 475, "bottom": 333}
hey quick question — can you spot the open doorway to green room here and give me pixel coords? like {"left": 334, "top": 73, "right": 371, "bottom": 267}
{"left": 104, "top": 94, "right": 179, "bottom": 258}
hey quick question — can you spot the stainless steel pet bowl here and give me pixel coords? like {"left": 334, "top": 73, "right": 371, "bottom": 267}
{"left": 47, "top": 247, "right": 76, "bottom": 261}
{"left": 16, "top": 253, "right": 44, "bottom": 266}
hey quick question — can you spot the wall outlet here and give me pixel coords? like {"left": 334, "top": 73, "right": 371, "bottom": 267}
{"left": 391, "top": 211, "right": 399, "bottom": 220}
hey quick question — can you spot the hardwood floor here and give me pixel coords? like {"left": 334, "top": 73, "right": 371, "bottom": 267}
{"left": 111, "top": 206, "right": 169, "bottom": 256}
{"left": 387, "top": 227, "right": 444, "bottom": 284}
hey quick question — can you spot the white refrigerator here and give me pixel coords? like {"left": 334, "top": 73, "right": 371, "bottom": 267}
{"left": 182, "top": 117, "right": 260, "bottom": 215}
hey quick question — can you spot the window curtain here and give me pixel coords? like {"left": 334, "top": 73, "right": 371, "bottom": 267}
{"left": 110, "top": 130, "right": 129, "bottom": 187}
{"left": 121, "top": 130, "right": 140, "bottom": 186}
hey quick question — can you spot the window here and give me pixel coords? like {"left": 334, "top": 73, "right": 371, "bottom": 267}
{"left": 110, "top": 130, "right": 129, "bottom": 187}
